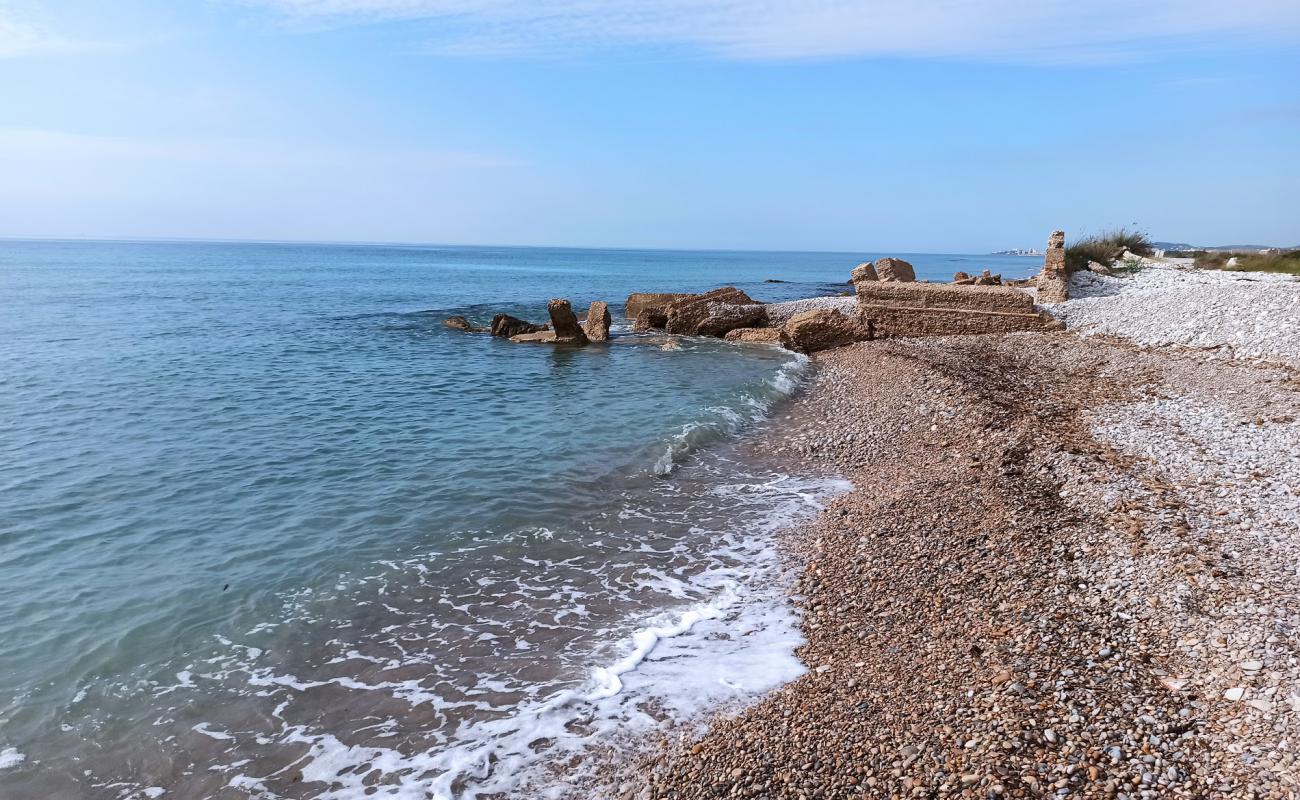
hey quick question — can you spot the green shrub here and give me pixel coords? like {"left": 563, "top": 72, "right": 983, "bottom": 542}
{"left": 1065, "top": 227, "right": 1154, "bottom": 272}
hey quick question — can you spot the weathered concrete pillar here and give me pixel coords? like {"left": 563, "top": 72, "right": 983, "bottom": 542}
{"left": 1036, "top": 230, "right": 1070, "bottom": 303}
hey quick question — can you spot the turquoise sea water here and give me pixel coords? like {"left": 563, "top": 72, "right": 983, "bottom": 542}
{"left": 0, "top": 241, "right": 1037, "bottom": 798}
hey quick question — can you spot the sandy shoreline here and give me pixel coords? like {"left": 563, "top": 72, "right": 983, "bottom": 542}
{"left": 584, "top": 265, "right": 1300, "bottom": 799}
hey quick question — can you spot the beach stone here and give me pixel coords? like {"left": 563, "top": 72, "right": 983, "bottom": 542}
{"left": 664, "top": 287, "right": 765, "bottom": 337}
{"left": 780, "top": 308, "right": 865, "bottom": 354}
{"left": 443, "top": 316, "right": 484, "bottom": 332}
{"left": 547, "top": 298, "right": 589, "bottom": 345}
{"left": 724, "top": 327, "right": 783, "bottom": 344}
{"left": 491, "top": 314, "right": 548, "bottom": 338}
{"left": 634, "top": 308, "right": 668, "bottom": 332}
{"left": 583, "top": 301, "right": 612, "bottom": 342}
{"left": 851, "top": 262, "right": 879, "bottom": 283}
{"left": 874, "top": 257, "right": 916, "bottom": 283}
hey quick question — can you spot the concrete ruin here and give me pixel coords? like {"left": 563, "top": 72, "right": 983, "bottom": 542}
{"left": 1036, "top": 230, "right": 1070, "bottom": 303}
{"left": 854, "top": 281, "right": 1050, "bottom": 340}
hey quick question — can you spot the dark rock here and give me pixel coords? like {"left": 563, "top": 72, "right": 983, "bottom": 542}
{"left": 634, "top": 308, "right": 668, "bottom": 332}
{"left": 443, "top": 316, "right": 485, "bottom": 332}
{"left": 491, "top": 314, "right": 547, "bottom": 338}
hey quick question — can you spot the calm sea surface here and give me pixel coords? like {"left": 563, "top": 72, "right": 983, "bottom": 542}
{"left": 0, "top": 241, "right": 1037, "bottom": 798}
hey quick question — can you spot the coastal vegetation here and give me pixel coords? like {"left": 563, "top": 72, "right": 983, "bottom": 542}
{"left": 1064, "top": 227, "right": 1154, "bottom": 272}
{"left": 1193, "top": 249, "right": 1300, "bottom": 276}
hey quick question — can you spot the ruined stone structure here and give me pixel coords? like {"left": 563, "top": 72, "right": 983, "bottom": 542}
{"left": 854, "top": 281, "right": 1050, "bottom": 339}
{"left": 1036, "top": 230, "right": 1070, "bottom": 303}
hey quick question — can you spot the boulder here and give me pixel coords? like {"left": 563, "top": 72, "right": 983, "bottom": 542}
{"left": 634, "top": 308, "right": 668, "bottom": 331}
{"left": 973, "top": 269, "right": 1002, "bottom": 286}
{"left": 491, "top": 314, "right": 548, "bottom": 338}
{"left": 1088, "top": 260, "right": 1114, "bottom": 276}
{"left": 547, "top": 298, "right": 589, "bottom": 345}
{"left": 780, "top": 309, "right": 866, "bottom": 354}
{"left": 625, "top": 292, "right": 692, "bottom": 319}
{"left": 443, "top": 316, "right": 485, "bottom": 332}
{"left": 952, "top": 271, "right": 971, "bottom": 283}
{"left": 583, "top": 301, "right": 612, "bottom": 342}
{"left": 874, "top": 257, "right": 916, "bottom": 282}
{"left": 850, "top": 262, "right": 879, "bottom": 283}
{"left": 724, "top": 327, "right": 783, "bottom": 344}
{"left": 664, "top": 287, "right": 764, "bottom": 336}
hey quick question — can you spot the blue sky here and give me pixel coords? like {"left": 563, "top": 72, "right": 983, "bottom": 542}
{"left": 1, "top": 1, "right": 1297, "bottom": 251}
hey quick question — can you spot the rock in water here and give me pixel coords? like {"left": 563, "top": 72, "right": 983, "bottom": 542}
{"left": 633, "top": 308, "right": 668, "bottom": 332}
{"left": 665, "top": 287, "right": 766, "bottom": 337}
{"left": 583, "top": 301, "right": 611, "bottom": 342}
{"left": 874, "top": 257, "right": 916, "bottom": 282}
{"left": 851, "top": 262, "right": 879, "bottom": 283}
{"left": 724, "top": 328, "right": 783, "bottom": 344}
{"left": 491, "top": 314, "right": 548, "bottom": 338}
{"left": 443, "top": 316, "right": 484, "bottom": 332}
{"left": 547, "top": 298, "right": 589, "bottom": 345}
{"left": 780, "top": 309, "right": 866, "bottom": 353}
{"left": 625, "top": 292, "right": 692, "bottom": 319}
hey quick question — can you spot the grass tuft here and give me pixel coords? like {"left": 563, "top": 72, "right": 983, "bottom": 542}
{"left": 1065, "top": 227, "right": 1154, "bottom": 273}
{"left": 1194, "top": 250, "right": 1300, "bottom": 276}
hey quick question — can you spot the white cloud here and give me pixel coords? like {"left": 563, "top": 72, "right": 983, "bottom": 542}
{"left": 248, "top": 0, "right": 1300, "bottom": 62}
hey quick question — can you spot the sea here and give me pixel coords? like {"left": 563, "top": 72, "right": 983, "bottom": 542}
{"left": 0, "top": 240, "right": 1038, "bottom": 799}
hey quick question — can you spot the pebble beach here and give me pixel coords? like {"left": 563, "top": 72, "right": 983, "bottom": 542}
{"left": 593, "top": 263, "right": 1300, "bottom": 799}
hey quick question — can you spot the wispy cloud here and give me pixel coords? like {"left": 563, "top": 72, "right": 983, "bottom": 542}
{"left": 0, "top": 6, "right": 138, "bottom": 58}
{"left": 0, "top": 127, "right": 520, "bottom": 170}
{"left": 246, "top": 0, "right": 1300, "bottom": 62}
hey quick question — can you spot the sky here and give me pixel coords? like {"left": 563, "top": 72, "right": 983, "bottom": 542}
{"left": 1, "top": 1, "right": 1298, "bottom": 252}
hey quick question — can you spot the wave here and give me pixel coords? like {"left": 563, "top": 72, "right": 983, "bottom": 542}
{"left": 652, "top": 351, "right": 810, "bottom": 475}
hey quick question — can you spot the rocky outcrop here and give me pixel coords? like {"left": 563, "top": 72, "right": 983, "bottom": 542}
{"left": 850, "top": 262, "right": 879, "bottom": 283}
{"left": 724, "top": 327, "right": 783, "bottom": 344}
{"left": 664, "top": 287, "right": 767, "bottom": 337}
{"left": 491, "top": 314, "right": 548, "bottom": 338}
{"left": 1037, "top": 230, "right": 1070, "bottom": 303}
{"left": 875, "top": 257, "right": 916, "bottom": 283}
{"left": 974, "top": 269, "right": 1002, "bottom": 286}
{"left": 583, "top": 301, "right": 611, "bottom": 342}
{"left": 780, "top": 309, "right": 866, "bottom": 354}
{"left": 547, "top": 298, "right": 589, "bottom": 345}
{"left": 443, "top": 316, "right": 485, "bottom": 332}
{"left": 625, "top": 293, "right": 692, "bottom": 320}
{"left": 633, "top": 308, "right": 668, "bottom": 332}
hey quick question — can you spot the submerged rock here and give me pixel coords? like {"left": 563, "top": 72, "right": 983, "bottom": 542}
{"left": 780, "top": 308, "right": 866, "bottom": 354}
{"left": 491, "top": 314, "right": 548, "bottom": 338}
{"left": 443, "top": 316, "right": 485, "bottom": 332}
{"left": 583, "top": 301, "right": 612, "bottom": 342}
{"left": 874, "top": 257, "right": 916, "bottom": 283}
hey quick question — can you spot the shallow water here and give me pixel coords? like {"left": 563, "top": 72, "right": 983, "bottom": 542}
{"left": 0, "top": 241, "right": 1036, "bottom": 798}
